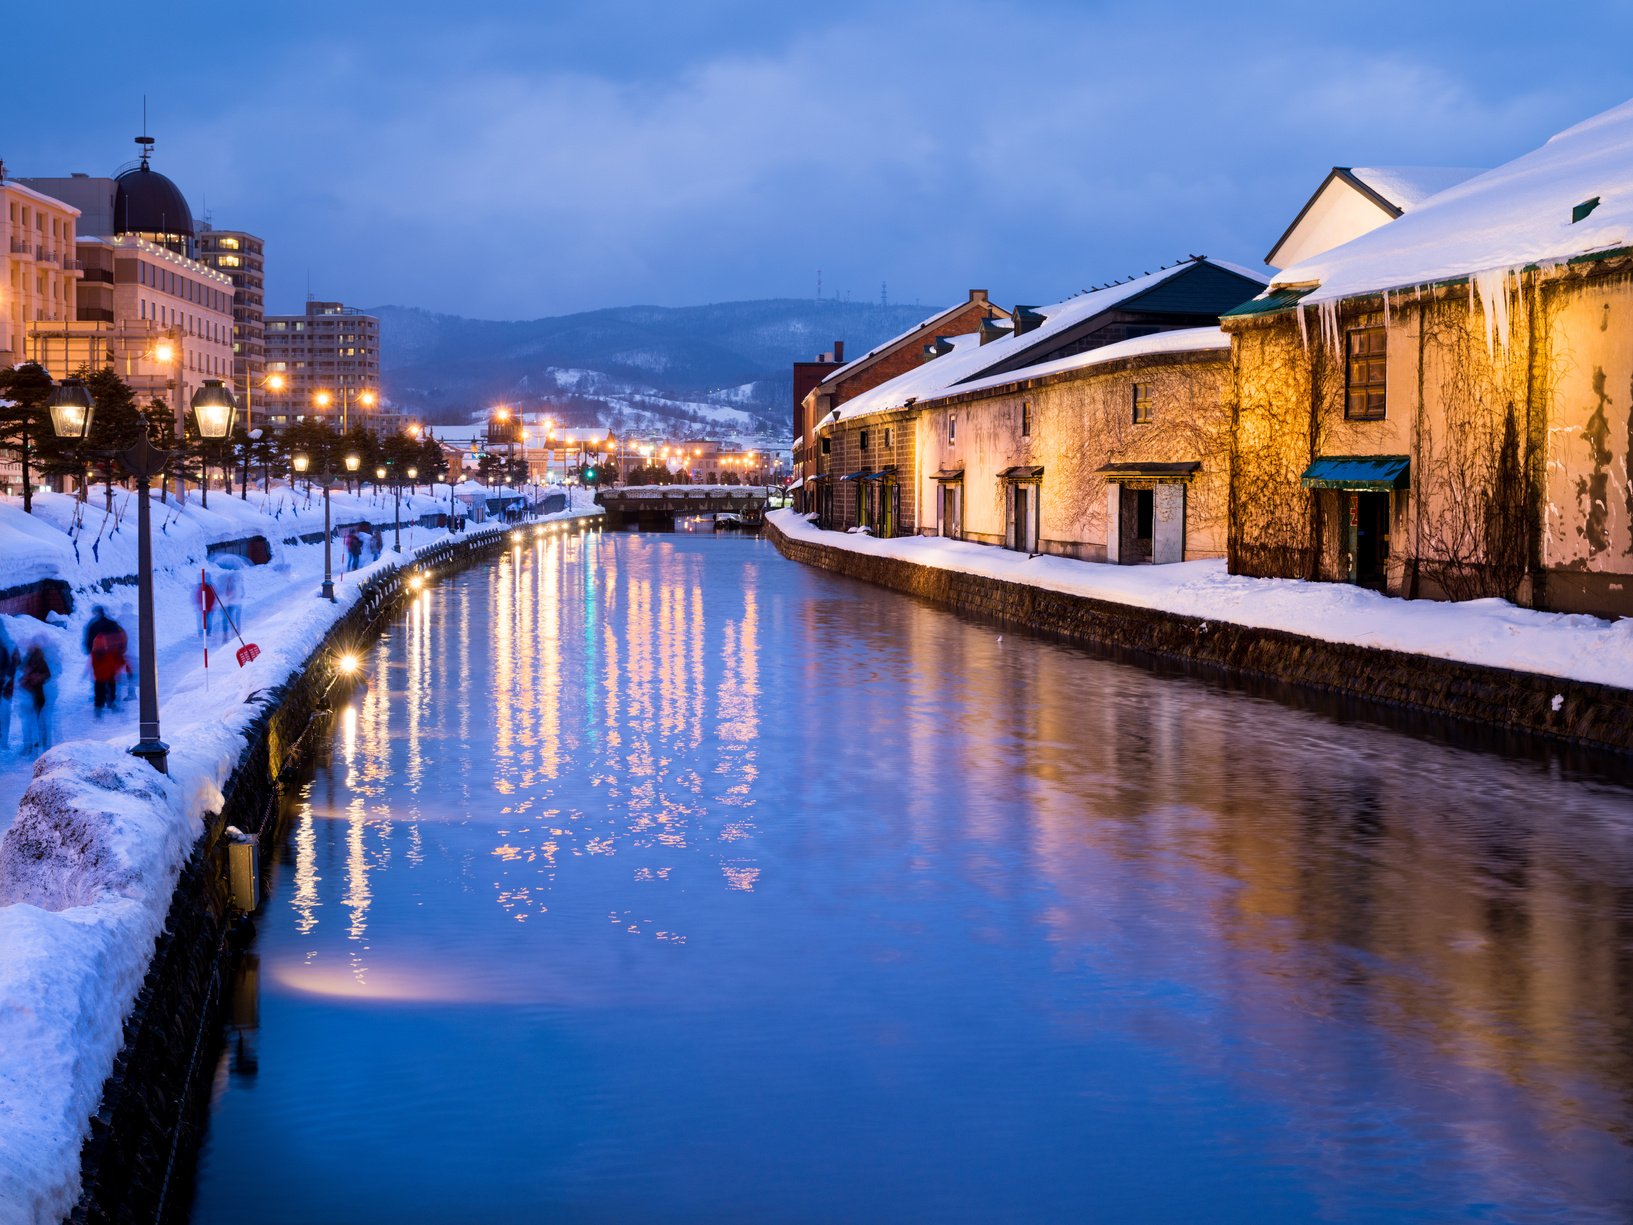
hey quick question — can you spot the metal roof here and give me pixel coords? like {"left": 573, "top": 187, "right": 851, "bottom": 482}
{"left": 1097, "top": 461, "right": 1202, "bottom": 481}
{"left": 1300, "top": 455, "right": 1410, "bottom": 490}
{"left": 997, "top": 465, "right": 1045, "bottom": 480}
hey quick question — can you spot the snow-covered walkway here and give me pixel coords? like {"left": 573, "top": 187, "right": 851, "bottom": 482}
{"left": 769, "top": 510, "right": 1633, "bottom": 692}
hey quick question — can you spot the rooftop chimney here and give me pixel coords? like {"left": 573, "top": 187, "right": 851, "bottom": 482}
{"left": 833, "top": 340, "right": 845, "bottom": 363}
{"left": 968, "top": 289, "right": 989, "bottom": 303}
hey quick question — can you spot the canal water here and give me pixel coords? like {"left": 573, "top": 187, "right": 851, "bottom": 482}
{"left": 190, "top": 530, "right": 1633, "bottom": 1224}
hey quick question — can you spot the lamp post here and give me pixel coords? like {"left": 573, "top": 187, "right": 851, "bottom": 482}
{"left": 377, "top": 464, "right": 405, "bottom": 552}
{"left": 48, "top": 379, "right": 171, "bottom": 772}
{"left": 190, "top": 379, "right": 236, "bottom": 509}
{"left": 295, "top": 453, "right": 340, "bottom": 602}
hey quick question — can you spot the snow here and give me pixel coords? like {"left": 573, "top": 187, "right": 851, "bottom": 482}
{"left": 0, "top": 485, "right": 601, "bottom": 1225}
{"left": 1272, "top": 98, "right": 1633, "bottom": 309}
{"left": 769, "top": 510, "right": 1633, "bottom": 692}
{"left": 948, "top": 327, "right": 1230, "bottom": 399}
{"left": 828, "top": 325, "right": 1232, "bottom": 428}
{"left": 1346, "top": 166, "right": 1483, "bottom": 212}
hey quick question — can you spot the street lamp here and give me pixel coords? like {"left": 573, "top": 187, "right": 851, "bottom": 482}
{"left": 190, "top": 379, "right": 236, "bottom": 509}
{"left": 345, "top": 452, "right": 361, "bottom": 497}
{"left": 49, "top": 380, "right": 169, "bottom": 771}
{"left": 295, "top": 452, "right": 340, "bottom": 602}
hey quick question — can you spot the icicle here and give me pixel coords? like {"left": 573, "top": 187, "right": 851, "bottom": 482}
{"left": 1472, "top": 267, "right": 1513, "bottom": 359}
{"left": 1297, "top": 301, "right": 1309, "bottom": 350}
{"left": 1382, "top": 289, "right": 1391, "bottom": 329}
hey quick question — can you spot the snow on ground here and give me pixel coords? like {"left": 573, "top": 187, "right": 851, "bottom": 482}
{"left": 0, "top": 484, "right": 600, "bottom": 1225}
{"left": 770, "top": 510, "right": 1633, "bottom": 692}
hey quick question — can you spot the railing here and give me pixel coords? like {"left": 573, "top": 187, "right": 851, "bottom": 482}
{"left": 10, "top": 238, "right": 30, "bottom": 255}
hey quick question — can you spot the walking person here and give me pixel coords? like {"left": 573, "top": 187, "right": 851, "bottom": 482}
{"left": 370, "top": 524, "right": 383, "bottom": 562}
{"left": 89, "top": 612, "right": 128, "bottom": 716}
{"left": 17, "top": 640, "right": 51, "bottom": 755}
{"left": 0, "top": 620, "right": 18, "bottom": 751}
{"left": 83, "top": 605, "right": 122, "bottom": 714}
{"left": 216, "top": 570, "right": 244, "bottom": 643}
{"left": 346, "top": 527, "right": 365, "bottom": 573}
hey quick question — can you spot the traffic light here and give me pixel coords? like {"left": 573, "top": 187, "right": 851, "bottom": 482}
{"left": 585, "top": 467, "right": 598, "bottom": 485}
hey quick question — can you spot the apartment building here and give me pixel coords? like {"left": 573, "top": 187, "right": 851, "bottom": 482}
{"left": 197, "top": 225, "right": 266, "bottom": 426}
{"left": 0, "top": 177, "right": 84, "bottom": 369}
{"left": 262, "top": 300, "right": 382, "bottom": 430}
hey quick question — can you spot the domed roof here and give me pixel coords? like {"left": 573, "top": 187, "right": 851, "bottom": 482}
{"left": 113, "top": 163, "right": 194, "bottom": 239}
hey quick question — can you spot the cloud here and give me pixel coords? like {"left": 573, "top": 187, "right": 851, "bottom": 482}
{"left": 12, "top": 1, "right": 1633, "bottom": 317}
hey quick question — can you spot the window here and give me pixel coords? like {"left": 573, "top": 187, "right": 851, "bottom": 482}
{"left": 883, "top": 427, "right": 892, "bottom": 448}
{"left": 1021, "top": 399, "right": 1032, "bottom": 436}
{"left": 859, "top": 429, "right": 869, "bottom": 451}
{"left": 949, "top": 413, "right": 957, "bottom": 443}
{"left": 821, "top": 436, "right": 831, "bottom": 454}
{"left": 1132, "top": 383, "right": 1152, "bottom": 424}
{"left": 1346, "top": 327, "right": 1387, "bottom": 419}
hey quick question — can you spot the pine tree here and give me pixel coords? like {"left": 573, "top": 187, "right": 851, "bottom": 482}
{"left": 0, "top": 362, "right": 55, "bottom": 512}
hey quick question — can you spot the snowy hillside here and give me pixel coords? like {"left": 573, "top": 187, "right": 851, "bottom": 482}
{"left": 374, "top": 298, "right": 934, "bottom": 436}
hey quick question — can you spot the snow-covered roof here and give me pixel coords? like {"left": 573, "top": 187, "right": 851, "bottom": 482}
{"left": 1268, "top": 98, "right": 1633, "bottom": 306}
{"left": 1345, "top": 166, "right": 1483, "bottom": 213}
{"left": 828, "top": 332, "right": 993, "bottom": 424}
{"left": 945, "top": 327, "right": 1230, "bottom": 399}
{"left": 817, "top": 294, "right": 1005, "bottom": 387}
{"left": 826, "top": 326, "right": 1231, "bottom": 427}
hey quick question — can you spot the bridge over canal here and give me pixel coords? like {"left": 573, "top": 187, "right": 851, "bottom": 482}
{"left": 597, "top": 485, "right": 768, "bottom": 529}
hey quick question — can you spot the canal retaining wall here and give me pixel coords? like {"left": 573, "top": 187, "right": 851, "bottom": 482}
{"left": 68, "top": 519, "right": 591, "bottom": 1225}
{"left": 767, "top": 519, "right": 1633, "bottom": 757}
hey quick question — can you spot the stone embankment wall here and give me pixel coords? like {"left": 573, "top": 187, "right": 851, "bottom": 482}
{"left": 767, "top": 520, "right": 1633, "bottom": 756}
{"left": 70, "top": 524, "right": 541, "bottom": 1225}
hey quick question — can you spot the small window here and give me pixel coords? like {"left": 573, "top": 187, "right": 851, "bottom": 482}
{"left": 1021, "top": 400, "right": 1032, "bottom": 436}
{"left": 860, "top": 429, "right": 869, "bottom": 451}
{"left": 1346, "top": 327, "right": 1387, "bottom": 419}
{"left": 949, "top": 413, "right": 957, "bottom": 443}
{"left": 883, "top": 427, "right": 892, "bottom": 448}
{"left": 821, "top": 436, "right": 831, "bottom": 454}
{"left": 1132, "top": 383, "right": 1152, "bottom": 424}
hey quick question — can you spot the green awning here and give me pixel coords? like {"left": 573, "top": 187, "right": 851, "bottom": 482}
{"left": 1300, "top": 455, "right": 1409, "bottom": 490}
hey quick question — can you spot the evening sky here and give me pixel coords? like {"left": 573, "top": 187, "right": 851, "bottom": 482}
{"left": 7, "top": 0, "right": 1632, "bottom": 320}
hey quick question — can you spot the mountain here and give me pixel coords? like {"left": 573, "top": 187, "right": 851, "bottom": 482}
{"left": 372, "top": 298, "right": 934, "bottom": 440}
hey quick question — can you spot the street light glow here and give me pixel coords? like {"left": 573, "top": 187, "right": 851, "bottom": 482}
{"left": 153, "top": 341, "right": 176, "bottom": 364}
{"left": 314, "top": 390, "right": 333, "bottom": 409}
{"left": 336, "top": 652, "right": 360, "bottom": 675}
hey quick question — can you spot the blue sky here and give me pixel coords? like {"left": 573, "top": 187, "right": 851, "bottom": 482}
{"left": 10, "top": 0, "right": 1633, "bottom": 320}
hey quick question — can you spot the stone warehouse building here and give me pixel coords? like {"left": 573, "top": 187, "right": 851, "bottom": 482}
{"left": 810, "top": 258, "right": 1266, "bottom": 543}
{"left": 1226, "top": 98, "right": 1633, "bottom": 618}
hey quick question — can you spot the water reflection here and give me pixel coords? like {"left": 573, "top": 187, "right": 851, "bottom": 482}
{"left": 195, "top": 532, "right": 1633, "bottom": 1225}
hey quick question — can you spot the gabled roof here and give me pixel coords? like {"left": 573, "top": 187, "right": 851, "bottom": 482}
{"left": 1265, "top": 166, "right": 1482, "bottom": 268}
{"left": 817, "top": 291, "right": 1009, "bottom": 388}
{"left": 946, "top": 257, "right": 1264, "bottom": 382}
{"left": 1264, "top": 97, "right": 1633, "bottom": 307}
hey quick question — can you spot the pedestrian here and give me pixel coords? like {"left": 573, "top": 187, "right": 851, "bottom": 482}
{"left": 17, "top": 640, "right": 51, "bottom": 754}
{"left": 83, "top": 604, "right": 122, "bottom": 714}
{"left": 0, "top": 620, "right": 18, "bottom": 751}
{"left": 216, "top": 570, "right": 244, "bottom": 642}
{"left": 369, "top": 524, "right": 383, "bottom": 563}
{"left": 89, "top": 612, "right": 128, "bottom": 716}
{"left": 119, "top": 602, "right": 138, "bottom": 700}
{"left": 347, "top": 527, "right": 365, "bottom": 572}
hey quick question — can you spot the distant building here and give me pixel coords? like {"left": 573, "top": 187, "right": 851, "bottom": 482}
{"left": 0, "top": 176, "right": 83, "bottom": 370}
{"left": 262, "top": 300, "right": 383, "bottom": 431}
{"left": 197, "top": 226, "right": 267, "bottom": 427}
{"left": 20, "top": 148, "right": 234, "bottom": 417}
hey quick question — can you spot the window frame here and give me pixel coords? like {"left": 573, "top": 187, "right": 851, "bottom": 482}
{"left": 1345, "top": 326, "right": 1387, "bottom": 421}
{"left": 1021, "top": 399, "right": 1032, "bottom": 437}
{"left": 1132, "top": 382, "right": 1153, "bottom": 424}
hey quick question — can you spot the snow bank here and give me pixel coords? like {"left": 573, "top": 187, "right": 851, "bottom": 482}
{"left": 770, "top": 510, "right": 1633, "bottom": 692}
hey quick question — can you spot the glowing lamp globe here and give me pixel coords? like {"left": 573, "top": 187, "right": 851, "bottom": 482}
{"left": 190, "top": 380, "right": 237, "bottom": 439}
{"left": 46, "top": 377, "right": 96, "bottom": 441}
{"left": 345, "top": 453, "right": 361, "bottom": 473}
{"left": 292, "top": 454, "right": 311, "bottom": 474}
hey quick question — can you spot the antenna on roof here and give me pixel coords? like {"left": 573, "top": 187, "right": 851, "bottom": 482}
{"left": 136, "top": 96, "right": 154, "bottom": 168}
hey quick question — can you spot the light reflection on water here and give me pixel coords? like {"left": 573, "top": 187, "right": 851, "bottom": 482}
{"left": 192, "top": 532, "right": 1633, "bottom": 1224}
